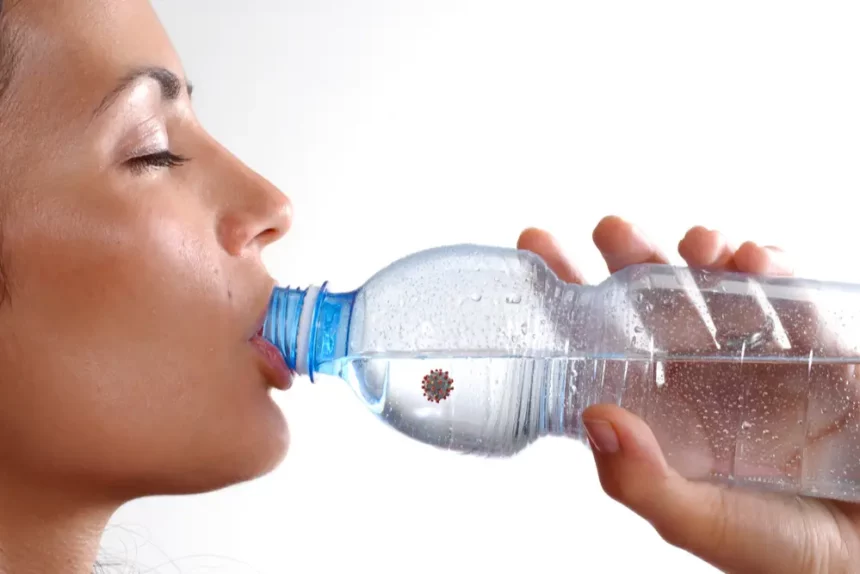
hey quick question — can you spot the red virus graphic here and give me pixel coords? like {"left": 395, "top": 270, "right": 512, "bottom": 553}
{"left": 421, "top": 369, "right": 455, "bottom": 403}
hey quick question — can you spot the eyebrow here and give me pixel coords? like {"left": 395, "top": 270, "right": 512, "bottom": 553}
{"left": 93, "top": 66, "right": 193, "bottom": 117}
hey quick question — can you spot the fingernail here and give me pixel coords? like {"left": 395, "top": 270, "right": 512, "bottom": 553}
{"left": 584, "top": 419, "right": 620, "bottom": 454}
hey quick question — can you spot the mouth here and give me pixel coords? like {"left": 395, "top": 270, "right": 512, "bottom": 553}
{"left": 248, "top": 289, "right": 293, "bottom": 391}
{"left": 250, "top": 330, "right": 293, "bottom": 391}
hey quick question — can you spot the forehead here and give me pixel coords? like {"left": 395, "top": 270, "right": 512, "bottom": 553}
{"left": 3, "top": 0, "right": 183, "bottom": 130}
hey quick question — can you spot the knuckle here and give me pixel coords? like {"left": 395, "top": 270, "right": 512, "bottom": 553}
{"left": 599, "top": 470, "right": 646, "bottom": 510}
{"left": 651, "top": 518, "right": 688, "bottom": 549}
{"left": 596, "top": 470, "right": 625, "bottom": 504}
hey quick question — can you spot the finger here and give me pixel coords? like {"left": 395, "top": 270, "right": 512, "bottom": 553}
{"left": 592, "top": 215, "right": 669, "bottom": 274}
{"left": 678, "top": 227, "right": 799, "bottom": 349}
{"left": 517, "top": 227, "right": 586, "bottom": 284}
{"left": 728, "top": 241, "right": 859, "bottom": 453}
{"left": 681, "top": 233, "right": 856, "bottom": 460}
{"left": 733, "top": 241, "right": 794, "bottom": 276}
{"left": 678, "top": 229, "right": 793, "bottom": 276}
{"left": 677, "top": 226, "right": 738, "bottom": 270}
{"left": 582, "top": 404, "right": 837, "bottom": 574}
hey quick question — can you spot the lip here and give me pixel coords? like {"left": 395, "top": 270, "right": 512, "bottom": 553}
{"left": 250, "top": 332, "right": 293, "bottom": 391}
{"left": 247, "top": 280, "right": 293, "bottom": 391}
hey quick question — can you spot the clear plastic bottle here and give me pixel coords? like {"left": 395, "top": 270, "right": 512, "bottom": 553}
{"left": 264, "top": 244, "right": 860, "bottom": 502}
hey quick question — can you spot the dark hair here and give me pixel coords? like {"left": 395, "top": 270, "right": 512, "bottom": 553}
{"left": 0, "top": 0, "right": 13, "bottom": 305}
{"left": 0, "top": 0, "right": 17, "bottom": 116}
{"left": 0, "top": 1, "right": 13, "bottom": 101}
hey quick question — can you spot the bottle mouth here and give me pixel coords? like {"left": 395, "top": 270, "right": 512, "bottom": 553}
{"left": 294, "top": 285, "right": 323, "bottom": 378}
{"left": 263, "top": 286, "right": 305, "bottom": 373}
{"left": 262, "top": 283, "right": 328, "bottom": 381}
{"left": 264, "top": 281, "right": 359, "bottom": 383}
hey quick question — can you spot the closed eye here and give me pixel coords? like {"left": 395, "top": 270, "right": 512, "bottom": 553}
{"left": 126, "top": 150, "right": 189, "bottom": 174}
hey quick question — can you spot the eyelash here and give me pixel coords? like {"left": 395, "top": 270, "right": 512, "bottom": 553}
{"left": 126, "top": 150, "right": 190, "bottom": 174}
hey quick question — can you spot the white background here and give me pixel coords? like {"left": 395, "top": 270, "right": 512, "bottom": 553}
{"left": 103, "top": 2, "right": 860, "bottom": 572}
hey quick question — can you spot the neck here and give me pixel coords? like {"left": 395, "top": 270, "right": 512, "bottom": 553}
{"left": 0, "top": 474, "right": 117, "bottom": 574}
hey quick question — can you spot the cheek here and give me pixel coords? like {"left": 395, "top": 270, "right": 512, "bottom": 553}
{"left": 10, "top": 190, "right": 230, "bottom": 379}
{"left": 0, "top": 183, "right": 285, "bottom": 486}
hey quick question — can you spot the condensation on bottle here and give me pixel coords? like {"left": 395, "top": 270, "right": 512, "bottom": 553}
{"left": 264, "top": 244, "right": 860, "bottom": 502}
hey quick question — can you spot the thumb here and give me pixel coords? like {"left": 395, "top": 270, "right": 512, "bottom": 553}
{"left": 582, "top": 404, "right": 840, "bottom": 574}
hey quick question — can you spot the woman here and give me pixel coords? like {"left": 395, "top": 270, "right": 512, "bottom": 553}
{"left": 0, "top": 1, "right": 855, "bottom": 572}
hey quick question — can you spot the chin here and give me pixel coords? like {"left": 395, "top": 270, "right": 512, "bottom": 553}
{"left": 138, "top": 406, "right": 291, "bottom": 497}
{"left": 206, "top": 407, "right": 291, "bottom": 491}
{"left": 159, "top": 440, "right": 289, "bottom": 496}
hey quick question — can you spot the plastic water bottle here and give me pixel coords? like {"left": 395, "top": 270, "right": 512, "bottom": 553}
{"left": 264, "top": 244, "right": 860, "bottom": 502}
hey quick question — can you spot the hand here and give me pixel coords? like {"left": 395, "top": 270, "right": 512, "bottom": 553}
{"left": 518, "top": 216, "right": 860, "bottom": 574}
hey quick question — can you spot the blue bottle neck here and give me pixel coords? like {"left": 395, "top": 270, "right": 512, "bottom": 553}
{"left": 263, "top": 284, "right": 356, "bottom": 382}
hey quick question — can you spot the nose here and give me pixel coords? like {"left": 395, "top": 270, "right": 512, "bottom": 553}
{"left": 215, "top": 150, "right": 292, "bottom": 258}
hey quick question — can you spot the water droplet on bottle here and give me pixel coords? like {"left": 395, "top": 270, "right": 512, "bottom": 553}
{"left": 634, "top": 325, "right": 644, "bottom": 334}
{"left": 741, "top": 421, "right": 753, "bottom": 430}
{"left": 655, "top": 362, "right": 666, "bottom": 388}
{"left": 520, "top": 323, "right": 528, "bottom": 335}
{"left": 470, "top": 293, "right": 482, "bottom": 302}
{"left": 762, "top": 429, "right": 771, "bottom": 435}
{"left": 747, "top": 331, "right": 764, "bottom": 348}
{"left": 506, "top": 294, "right": 522, "bottom": 304}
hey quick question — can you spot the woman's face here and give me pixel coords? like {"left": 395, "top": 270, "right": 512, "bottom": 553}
{"left": 0, "top": 0, "right": 293, "bottom": 497}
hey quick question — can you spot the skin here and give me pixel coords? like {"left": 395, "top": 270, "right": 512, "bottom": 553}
{"left": 0, "top": 1, "right": 290, "bottom": 572}
{"left": 0, "top": 1, "right": 856, "bottom": 573}
{"left": 522, "top": 219, "right": 860, "bottom": 573}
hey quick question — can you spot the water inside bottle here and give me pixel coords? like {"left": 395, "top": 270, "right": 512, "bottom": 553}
{"left": 322, "top": 351, "right": 860, "bottom": 501}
